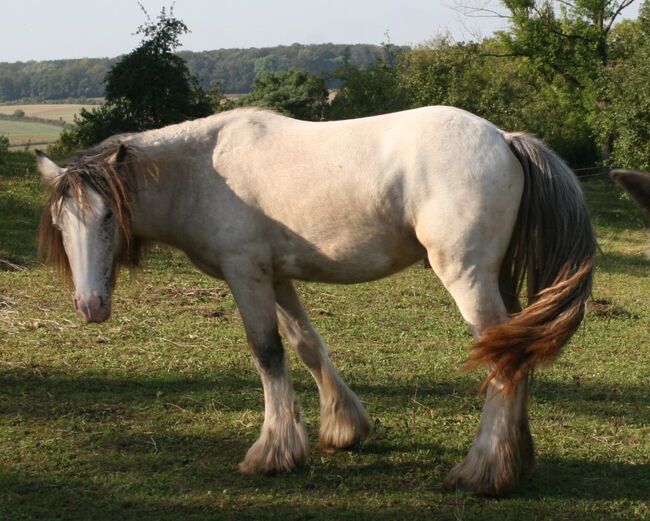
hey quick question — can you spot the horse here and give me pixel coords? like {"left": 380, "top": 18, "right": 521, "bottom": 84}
{"left": 36, "top": 106, "right": 596, "bottom": 496}
{"left": 611, "top": 169, "right": 650, "bottom": 216}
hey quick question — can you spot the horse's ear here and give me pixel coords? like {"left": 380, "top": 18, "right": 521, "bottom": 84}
{"left": 108, "top": 144, "right": 129, "bottom": 165}
{"left": 35, "top": 150, "right": 62, "bottom": 187}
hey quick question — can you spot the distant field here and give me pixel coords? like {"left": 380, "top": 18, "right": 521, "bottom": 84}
{"left": 0, "top": 120, "right": 62, "bottom": 147}
{"left": 0, "top": 104, "right": 96, "bottom": 149}
{"left": 0, "top": 103, "right": 91, "bottom": 123}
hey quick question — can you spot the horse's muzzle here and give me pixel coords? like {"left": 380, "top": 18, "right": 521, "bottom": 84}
{"left": 73, "top": 294, "right": 111, "bottom": 323}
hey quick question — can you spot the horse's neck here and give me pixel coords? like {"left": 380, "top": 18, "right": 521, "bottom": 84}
{"left": 127, "top": 136, "right": 202, "bottom": 248}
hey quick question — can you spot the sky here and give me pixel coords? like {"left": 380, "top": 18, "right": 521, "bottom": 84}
{"left": 0, "top": 0, "right": 641, "bottom": 63}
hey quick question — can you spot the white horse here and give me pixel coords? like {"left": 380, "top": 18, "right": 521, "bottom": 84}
{"left": 37, "top": 106, "right": 595, "bottom": 495}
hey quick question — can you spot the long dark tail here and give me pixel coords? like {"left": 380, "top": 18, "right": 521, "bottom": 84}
{"left": 466, "top": 132, "right": 597, "bottom": 393}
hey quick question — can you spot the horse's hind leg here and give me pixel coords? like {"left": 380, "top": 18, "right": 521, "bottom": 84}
{"left": 427, "top": 257, "right": 534, "bottom": 495}
{"left": 445, "top": 373, "right": 533, "bottom": 496}
{"left": 222, "top": 261, "right": 308, "bottom": 475}
{"left": 274, "top": 280, "right": 371, "bottom": 452}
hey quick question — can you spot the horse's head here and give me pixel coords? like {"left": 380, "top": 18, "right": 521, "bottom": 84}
{"left": 37, "top": 145, "right": 143, "bottom": 323}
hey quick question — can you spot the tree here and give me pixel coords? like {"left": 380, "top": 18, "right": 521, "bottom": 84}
{"left": 597, "top": 2, "right": 650, "bottom": 170}
{"left": 328, "top": 60, "right": 408, "bottom": 119}
{"left": 328, "top": 41, "right": 408, "bottom": 120}
{"left": 394, "top": 35, "right": 598, "bottom": 167}
{"left": 206, "top": 80, "right": 236, "bottom": 113}
{"left": 491, "top": 0, "right": 640, "bottom": 168}
{"left": 51, "top": 4, "right": 212, "bottom": 153}
{"left": 104, "top": 4, "right": 211, "bottom": 128}
{"left": 240, "top": 69, "right": 328, "bottom": 121}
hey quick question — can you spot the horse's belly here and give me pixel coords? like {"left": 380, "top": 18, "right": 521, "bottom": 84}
{"left": 272, "top": 230, "right": 426, "bottom": 283}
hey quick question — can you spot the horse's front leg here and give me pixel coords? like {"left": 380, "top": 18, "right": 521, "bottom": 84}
{"left": 274, "top": 280, "right": 371, "bottom": 452}
{"left": 223, "top": 258, "right": 308, "bottom": 475}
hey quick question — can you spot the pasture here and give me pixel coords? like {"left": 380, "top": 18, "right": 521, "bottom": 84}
{"left": 0, "top": 151, "right": 648, "bottom": 520}
{"left": 0, "top": 104, "right": 92, "bottom": 149}
{"left": 0, "top": 120, "right": 62, "bottom": 148}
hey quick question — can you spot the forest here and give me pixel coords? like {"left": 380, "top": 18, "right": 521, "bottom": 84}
{"left": 0, "top": 43, "right": 386, "bottom": 100}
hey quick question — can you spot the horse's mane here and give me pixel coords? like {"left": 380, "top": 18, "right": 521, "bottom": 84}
{"left": 38, "top": 143, "right": 156, "bottom": 282}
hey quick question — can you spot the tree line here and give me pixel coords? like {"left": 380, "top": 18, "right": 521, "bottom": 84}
{"left": 47, "top": 1, "right": 650, "bottom": 173}
{"left": 0, "top": 44, "right": 385, "bottom": 102}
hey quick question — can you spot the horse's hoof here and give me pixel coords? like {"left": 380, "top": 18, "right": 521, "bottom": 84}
{"left": 239, "top": 416, "right": 309, "bottom": 476}
{"left": 443, "top": 436, "right": 534, "bottom": 496}
{"left": 319, "top": 392, "right": 371, "bottom": 453}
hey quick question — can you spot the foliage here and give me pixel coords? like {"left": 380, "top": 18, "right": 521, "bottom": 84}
{"left": 328, "top": 60, "right": 408, "bottom": 120}
{"left": 0, "top": 44, "right": 387, "bottom": 103}
{"left": 206, "top": 80, "right": 236, "bottom": 113}
{"left": 47, "top": 105, "right": 139, "bottom": 156}
{"left": 330, "top": 35, "right": 598, "bottom": 167}
{"left": 597, "top": 6, "right": 650, "bottom": 170}
{"left": 240, "top": 69, "right": 328, "bottom": 121}
{"left": 104, "top": 4, "right": 211, "bottom": 129}
{"left": 0, "top": 134, "right": 8, "bottom": 153}
{"left": 496, "top": 0, "right": 639, "bottom": 165}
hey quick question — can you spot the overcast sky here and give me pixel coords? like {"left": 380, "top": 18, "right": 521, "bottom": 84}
{"left": 0, "top": 0, "right": 641, "bottom": 63}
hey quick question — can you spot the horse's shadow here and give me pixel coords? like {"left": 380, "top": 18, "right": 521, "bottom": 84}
{"left": 1, "top": 369, "right": 648, "bottom": 505}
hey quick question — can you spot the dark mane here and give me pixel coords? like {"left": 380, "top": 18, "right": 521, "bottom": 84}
{"left": 38, "top": 143, "right": 156, "bottom": 281}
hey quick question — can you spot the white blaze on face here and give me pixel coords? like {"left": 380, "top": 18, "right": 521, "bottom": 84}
{"left": 54, "top": 188, "right": 117, "bottom": 323}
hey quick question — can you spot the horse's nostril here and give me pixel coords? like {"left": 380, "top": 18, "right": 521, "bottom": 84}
{"left": 98, "top": 295, "right": 104, "bottom": 308}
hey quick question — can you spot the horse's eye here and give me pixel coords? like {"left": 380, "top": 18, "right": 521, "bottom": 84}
{"left": 104, "top": 210, "right": 113, "bottom": 222}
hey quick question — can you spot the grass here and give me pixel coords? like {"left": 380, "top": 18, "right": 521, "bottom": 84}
{"left": 0, "top": 120, "right": 63, "bottom": 147}
{"left": 0, "top": 152, "right": 648, "bottom": 520}
{"left": 0, "top": 103, "right": 93, "bottom": 149}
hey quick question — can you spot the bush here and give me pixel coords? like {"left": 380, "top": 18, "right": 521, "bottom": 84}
{"left": 240, "top": 69, "right": 328, "bottom": 121}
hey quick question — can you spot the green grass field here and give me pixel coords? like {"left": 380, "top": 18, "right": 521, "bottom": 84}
{"left": 0, "top": 104, "right": 93, "bottom": 149}
{"left": 0, "top": 120, "right": 63, "bottom": 147}
{"left": 0, "top": 152, "right": 648, "bottom": 520}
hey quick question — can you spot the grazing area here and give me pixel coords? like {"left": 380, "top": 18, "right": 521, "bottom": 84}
{"left": 0, "top": 151, "right": 648, "bottom": 519}
{"left": 0, "top": 120, "right": 63, "bottom": 148}
{"left": 0, "top": 104, "right": 93, "bottom": 149}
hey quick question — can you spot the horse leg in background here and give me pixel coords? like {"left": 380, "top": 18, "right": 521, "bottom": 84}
{"left": 274, "top": 280, "right": 371, "bottom": 452}
{"left": 429, "top": 259, "right": 534, "bottom": 495}
{"left": 223, "top": 260, "right": 309, "bottom": 475}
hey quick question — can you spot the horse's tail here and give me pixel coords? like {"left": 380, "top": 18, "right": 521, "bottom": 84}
{"left": 466, "top": 132, "right": 596, "bottom": 394}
